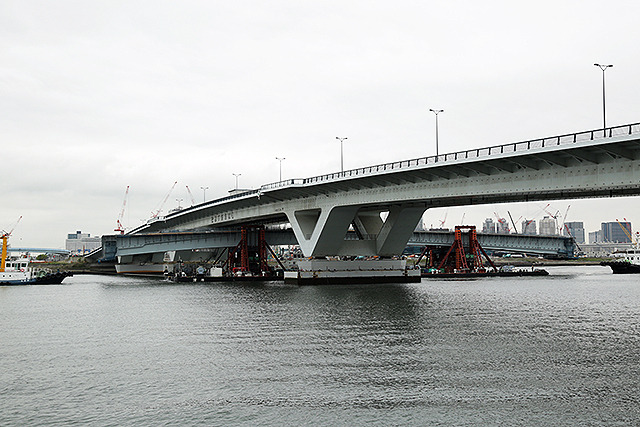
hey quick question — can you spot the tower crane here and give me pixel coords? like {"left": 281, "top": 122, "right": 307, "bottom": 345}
{"left": 541, "top": 204, "right": 561, "bottom": 234}
{"left": 114, "top": 186, "right": 130, "bottom": 234}
{"left": 151, "top": 181, "right": 178, "bottom": 219}
{"left": 185, "top": 185, "right": 196, "bottom": 206}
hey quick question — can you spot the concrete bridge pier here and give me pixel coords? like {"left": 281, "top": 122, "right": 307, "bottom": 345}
{"left": 284, "top": 204, "right": 426, "bottom": 284}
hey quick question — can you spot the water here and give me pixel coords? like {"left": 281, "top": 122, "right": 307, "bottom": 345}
{"left": 1, "top": 266, "right": 639, "bottom": 426}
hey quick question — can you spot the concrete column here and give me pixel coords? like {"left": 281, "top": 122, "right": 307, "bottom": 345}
{"left": 286, "top": 206, "right": 359, "bottom": 257}
{"left": 287, "top": 204, "right": 426, "bottom": 258}
{"left": 376, "top": 206, "right": 426, "bottom": 256}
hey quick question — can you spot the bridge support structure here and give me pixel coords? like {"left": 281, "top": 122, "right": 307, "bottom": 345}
{"left": 282, "top": 204, "right": 425, "bottom": 284}
{"left": 434, "top": 226, "right": 497, "bottom": 273}
{"left": 226, "top": 225, "right": 282, "bottom": 278}
{"left": 285, "top": 204, "right": 426, "bottom": 258}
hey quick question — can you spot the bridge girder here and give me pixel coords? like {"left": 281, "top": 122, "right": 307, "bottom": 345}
{"left": 129, "top": 125, "right": 640, "bottom": 257}
{"left": 109, "top": 229, "right": 575, "bottom": 260}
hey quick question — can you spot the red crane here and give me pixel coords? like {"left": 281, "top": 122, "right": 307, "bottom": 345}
{"left": 114, "top": 186, "right": 130, "bottom": 234}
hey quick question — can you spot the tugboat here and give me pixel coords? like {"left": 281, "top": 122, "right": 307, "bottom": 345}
{"left": 601, "top": 248, "right": 640, "bottom": 274}
{"left": 0, "top": 234, "right": 73, "bottom": 285}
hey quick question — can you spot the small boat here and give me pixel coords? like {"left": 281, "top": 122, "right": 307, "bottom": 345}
{"left": 601, "top": 248, "right": 640, "bottom": 274}
{"left": 1, "top": 234, "right": 72, "bottom": 285}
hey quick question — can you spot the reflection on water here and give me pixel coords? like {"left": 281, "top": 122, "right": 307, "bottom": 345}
{"left": 1, "top": 266, "right": 639, "bottom": 425}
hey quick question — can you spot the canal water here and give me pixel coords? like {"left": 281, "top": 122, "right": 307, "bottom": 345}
{"left": 1, "top": 266, "right": 639, "bottom": 426}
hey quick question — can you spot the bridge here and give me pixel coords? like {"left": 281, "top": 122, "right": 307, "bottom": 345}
{"left": 100, "top": 229, "right": 574, "bottom": 266}
{"left": 1, "top": 247, "right": 70, "bottom": 255}
{"left": 124, "top": 122, "right": 639, "bottom": 261}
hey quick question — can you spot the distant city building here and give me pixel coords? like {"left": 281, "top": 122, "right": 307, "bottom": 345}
{"left": 601, "top": 221, "right": 632, "bottom": 243}
{"left": 65, "top": 230, "right": 101, "bottom": 255}
{"left": 521, "top": 219, "right": 536, "bottom": 235}
{"left": 589, "top": 231, "right": 602, "bottom": 244}
{"left": 482, "top": 218, "right": 496, "bottom": 234}
{"left": 563, "top": 221, "right": 585, "bottom": 244}
{"left": 581, "top": 242, "right": 635, "bottom": 257}
{"left": 496, "top": 218, "right": 510, "bottom": 234}
{"left": 539, "top": 216, "right": 557, "bottom": 236}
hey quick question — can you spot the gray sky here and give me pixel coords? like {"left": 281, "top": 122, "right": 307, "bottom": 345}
{"left": 2, "top": 0, "right": 640, "bottom": 248}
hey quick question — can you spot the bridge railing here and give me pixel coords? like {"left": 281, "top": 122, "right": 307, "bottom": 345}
{"left": 259, "top": 122, "right": 640, "bottom": 190}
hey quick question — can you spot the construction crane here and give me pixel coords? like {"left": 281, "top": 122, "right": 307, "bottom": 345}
{"left": 1, "top": 216, "right": 22, "bottom": 273}
{"left": 541, "top": 204, "right": 562, "bottom": 234}
{"left": 185, "top": 185, "right": 196, "bottom": 206}
{"left": 615, "top": 218, "right": 633, "bottom": 242}
{"left": 150, "top": 181, "right": 178, "bottom": 219}
{"left": 522, "top": 218, "right": 535, "bottom": 233}
{"left": 562, "top": 222, "right": 584, "bottom": 254}
{"left": 1, "top": 216, "right": 22, "bottom": 239}
{"left": 493, "top": 212, "right": 510, "bottom": 233}
{"left": 562, "top": 205, "right": 571, "bottom": 228}
{"left": 114, "top": 186, "right": 130, "bottom": 234}
{"left": 438, "top": 211, "right": 448, "bottom": 229}
{"left": 507, "top": 211, "right": 518, "bottom": 234}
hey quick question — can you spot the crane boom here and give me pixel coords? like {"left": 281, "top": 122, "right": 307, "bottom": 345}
{"left": 185, "top": 185, "right": 196, "bottom": 206}
{"left": 151, "top": 181, "right": 178, "bottom": 219}
{"left": 507, "top": 211, "right": 518, "bottom": 234}
{"left": 615, "top": 218, "right": 633, "bottom": 242}
{"left": 493, "top": 211, "right": 510, "bottom": 233}
{"left": 1, "top": 216, "right": 22, "bottom": 273}
{"left": 114, "top": 186, "right": 130, "bottom": 234}
{"left": 562, "top": 205, "right": 571, "bottom": 229}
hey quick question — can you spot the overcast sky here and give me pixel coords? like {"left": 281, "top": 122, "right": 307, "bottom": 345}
{"left": 2, "top": 1, "right": 640, "bottom": 248}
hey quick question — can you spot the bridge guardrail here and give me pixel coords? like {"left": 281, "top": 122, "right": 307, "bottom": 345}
{"left": 139, "top": 122, "right": 639, "bottom": 226}
{"left": 259, "top": 122, "right": 640, "bottom": 191}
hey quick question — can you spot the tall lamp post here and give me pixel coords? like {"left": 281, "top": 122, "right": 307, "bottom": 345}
{"left": 429, "top": 109, "right": 444, "bottom": 156}
{"left": 594, "top": 63, "right": 613, "bottom": 136}
{"left": 232, "top": 173, "right": 241, "bottom": 190}
{"left": 336, "top": 137, "right": 347, "bottom": 172}
{"left": 200, "top": 186, "right": 209, "bottom": 203}
{"left": 275, "top": 157, "right": 285, "bottom": 181}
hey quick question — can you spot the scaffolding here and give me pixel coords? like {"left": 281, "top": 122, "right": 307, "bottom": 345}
{"left": 435, "top": 226, "right": 497, "bottom": 273}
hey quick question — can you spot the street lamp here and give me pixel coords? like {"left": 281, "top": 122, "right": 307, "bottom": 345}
{"left": 594, "top": 63, "right": 613, "bottom": 136}
{"left": 200, "top": 186, "right": 209, "bottom": 203}
{"left": 336, "top": 137, "right": 347, "bottom": 172}
{"left": 429, "top": 109, "right": 444, "bottom": 156}
{"left": 275, "top": 157, "right": 285, "bottom": 181}
{"left": 232, "top": 173, "right": 241, "bottom": 190}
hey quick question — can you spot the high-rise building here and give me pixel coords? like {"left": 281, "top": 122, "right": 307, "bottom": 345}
{"left": 563, "top": 221, "right": 585, "bottom": 244}
{"left": 601, "top": 221, "right": 632, "bottom": 243}
{"left": 521, "top": 219, "right": 536, "bottom": 235}
{"left": 539, "top": 216, "right": 557, "bottom": 236}
{"left": 589, "top": 230, "right": 602, "bottom": 244}
{"left": 496, "top": 218, "right": 510, "bottom": 234}
{"left": 482, "top": 218, "right": 496, "bottom": 234}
